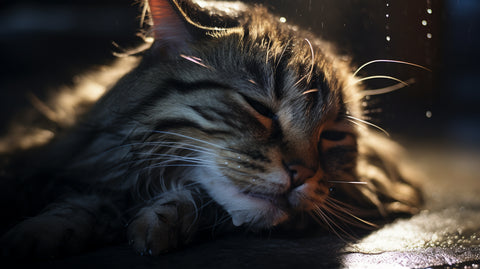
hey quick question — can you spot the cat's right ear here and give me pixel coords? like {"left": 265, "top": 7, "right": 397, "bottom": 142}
{"left": 147, "top": 0, "right": 244, "bottom": 55}
{"left": 147, "top": 0, "right": 194, "bottom": 54}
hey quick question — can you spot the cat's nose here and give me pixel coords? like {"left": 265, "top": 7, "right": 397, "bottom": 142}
{"left": 287, "top": 164, "right": 315, "bottom": 188}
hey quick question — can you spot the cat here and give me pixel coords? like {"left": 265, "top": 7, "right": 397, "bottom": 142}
{"left": 0, "top": 0, "right": 423, "bottom": 259}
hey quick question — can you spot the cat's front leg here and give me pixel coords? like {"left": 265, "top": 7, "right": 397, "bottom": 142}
{"left": 127, "top": 189, "right": 200, "bottom": 256}
{"left": 1, "top": 195, "right": 123, "bottom": 259}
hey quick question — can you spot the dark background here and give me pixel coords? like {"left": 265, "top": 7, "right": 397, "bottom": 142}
{"left": 0, "top": 0, "right": 478, "bottom": 145}
{"left": 1, "top": 1, "right": 480, "bottom": 268}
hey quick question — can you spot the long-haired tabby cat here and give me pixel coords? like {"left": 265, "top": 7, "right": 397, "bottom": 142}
{"left": 0, "top": 0, "right": 422, "bottom": 258}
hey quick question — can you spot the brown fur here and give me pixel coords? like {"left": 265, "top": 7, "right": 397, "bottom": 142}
{"left": 0, "top": 0, "right": 422, "bottom": 258}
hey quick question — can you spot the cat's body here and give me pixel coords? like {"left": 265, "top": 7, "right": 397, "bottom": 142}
{"left": 0, "top": 0, "right": 422, "bottom": 258}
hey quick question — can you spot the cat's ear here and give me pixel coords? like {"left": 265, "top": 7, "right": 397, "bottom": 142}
{"left": 147, "top": 0, "right": 245, "bottom": 54}
{"left": 147, "top": 0, "right": 195, "bottom": 53}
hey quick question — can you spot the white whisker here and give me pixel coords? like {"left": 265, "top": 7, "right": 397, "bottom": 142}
{"left": 325, "top": 198, "right": 378, "bottom": 228}
{"left": 362, "top": 78, "right": 415, "bottom": 96}
{"left": 294, "top": 38, "right": 315, "bottom": 87}
{"left": 108, "top": 149, "right": 217, "bottom": 172}
{"left": 345, "top": 115, "right": 390, "bottom": 137}
{"left": 353, "top": 59, "right": 431, "bottom": 77}
{"left": 134, "top": 152, "right": 212, "bottom": 164}
{"left": 311, "top": 204, "right": 350, "bottom": 241}
{"left": 302, "top": 89, "right": 319, "bottom": 95}
{"left": 119, "top": 158, "right": 209, "bottom": 169}
{"left": 178, "top": 181, "right": 201, "bottom": 189}
{"left": 145, "top": 164, "right": 216, "bottom": 170}
{"left": 149, "top": 130, "right": 232, "bottom": 151}
{"left": 96, "top": 140, "right": 216, "bottom": 158}
{"left": 354, "top": 75, "right": 409, "bottom": 86}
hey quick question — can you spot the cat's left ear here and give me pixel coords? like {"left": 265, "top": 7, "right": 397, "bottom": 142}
{"left": 147, "top": 0, "right": 244, "bottom": 54}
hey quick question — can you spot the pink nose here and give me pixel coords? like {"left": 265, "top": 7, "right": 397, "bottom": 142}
{"left": 287, "top": 164, "right": 315, "bottom": 188}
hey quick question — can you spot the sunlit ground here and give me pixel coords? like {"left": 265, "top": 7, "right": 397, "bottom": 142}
{"left": 341, "top": 142, "right": 480, "bottom": 268}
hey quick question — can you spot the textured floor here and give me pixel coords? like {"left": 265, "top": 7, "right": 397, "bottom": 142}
{"left": 3, "top": 142, "right": 478, "bottom": 269}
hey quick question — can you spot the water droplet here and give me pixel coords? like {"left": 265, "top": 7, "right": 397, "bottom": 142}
{"left": 427, "top": 33, "right": 432, "bottom": 39}
{"left": 386, "top": 3, "right": 390, "bottom": 7}
{"left": 422, "top": 20, "right": 427, "bottom": 26}
{"left": 427, "top": 8, "right": 432, "bottom": 14}
{"left": 386, "top": 14, "right": 390, "bottom": 18}
{"left": 386, "top": 36, "right": 391, "bottom": 41}
{"left": 224, "top": 162, "right": 229, "bottom": 165}
{"left": 279, "top": 17, "right": 287, "bottom": 23}
{"left": 251, "top": 178, "right": 256, "bottom": 182}
{"left": 237, "top": 165, "right": 241, "bottom": 169}
{"left": 426, "top": 110, "right": 432, "bottom": 118}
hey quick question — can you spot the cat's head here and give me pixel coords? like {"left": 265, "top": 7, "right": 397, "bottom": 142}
{"left": 134, "top": 0, "right": 364, "bottom": 228}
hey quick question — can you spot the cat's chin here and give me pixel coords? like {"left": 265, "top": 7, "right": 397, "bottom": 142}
{"left": 225, "top": 180, "right": 330, "bottom": 227}
{"left": 211, "top": 182, "right": 290, "bottom": 228}
{"left": 193, "top": 168, "right": 287, "bottom": 228}
{"left": 195, "top": 165, "right": 330, "bottom": 228}
{"left": 231, "top": 191, "right": 290, "bottom": 227}
{"left": 189, "top": 165, "right": 284, "bottom": 228}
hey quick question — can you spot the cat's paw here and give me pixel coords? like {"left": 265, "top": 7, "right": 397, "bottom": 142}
{"left": 1, "top": 215, "right": 89, "bottom": 259}
{"left": 127, "top": 204, "right": 182, "bottom": 256}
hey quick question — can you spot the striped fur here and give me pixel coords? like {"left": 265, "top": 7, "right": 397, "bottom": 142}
{"left": 0, "top": 0, "right": 422, "bottom": 258}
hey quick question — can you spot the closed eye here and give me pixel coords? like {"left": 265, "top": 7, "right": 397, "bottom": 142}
{"left": 241, "top": 94, "right": 276, "bottom": 119}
